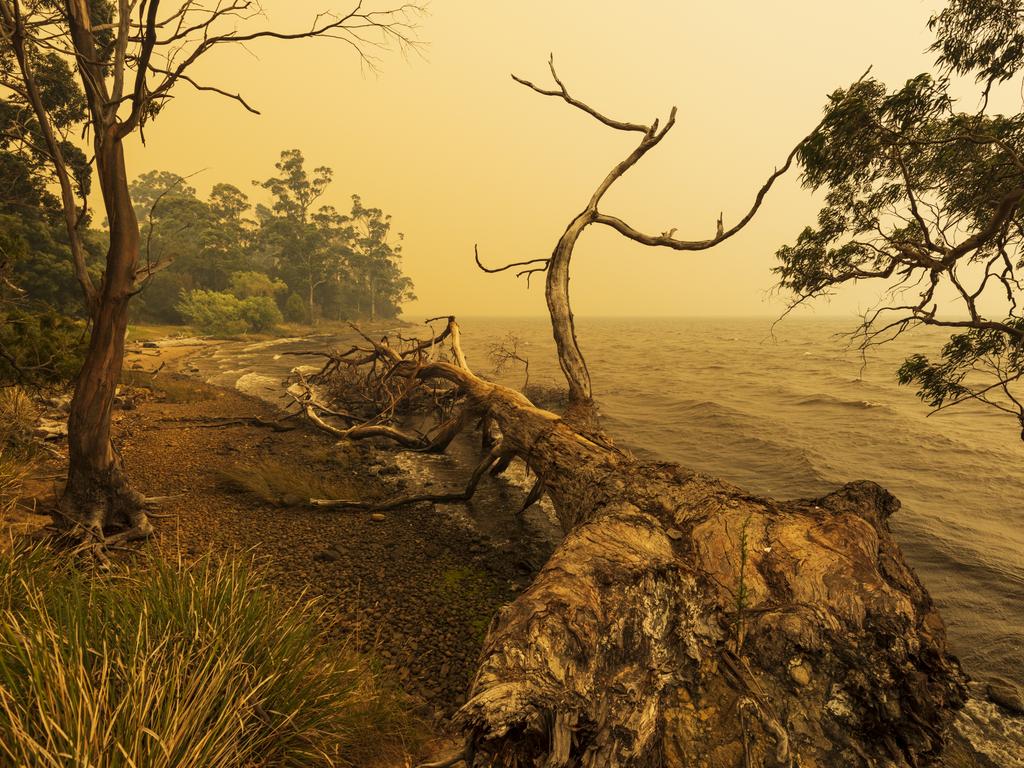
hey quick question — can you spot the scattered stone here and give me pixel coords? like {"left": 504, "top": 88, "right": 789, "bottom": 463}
{"left": 987, "top": 680, "right": 1024, "bottom": 715}
{"left": 34, "top": 419, "right": 68, "bottom": 440}
{"left": 369, "top": 512, "right": 386, "bottom": 522}
{"left": 666, "top": 527, "right": 683, "bottom": 541}
{"left": 789, "top": 659, "right": 812, "bottom": 687}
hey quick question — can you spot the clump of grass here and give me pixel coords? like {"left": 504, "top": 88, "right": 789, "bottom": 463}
{"left": 0, "top": 450, "right": 32, "bottom": 520}
{"left": 0, "top": 544, "right": 425, "bottom": 767}
{"left": 218, "top": 457, "right": 363, "bottom": 507}
{"left": 0, "top": 386, "right": 39, "bottom": 453}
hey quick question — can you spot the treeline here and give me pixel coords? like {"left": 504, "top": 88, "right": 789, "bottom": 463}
{"left": 0, "top": 142, "right": 415, "bottom": 382}
{"left": 133, "top": 148, "right": 415, "bottom": 330}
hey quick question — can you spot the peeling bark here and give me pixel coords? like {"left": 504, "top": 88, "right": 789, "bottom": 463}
{"left": 304, "top": 324, "right": 968, "bottom": 767}
{"left": 300, "top": 60, "right": 972, "bottom": 767}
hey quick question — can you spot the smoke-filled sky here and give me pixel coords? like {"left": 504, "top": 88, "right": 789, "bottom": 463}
{"left": 123, "top": 1, "right": 959, "bottom": 318}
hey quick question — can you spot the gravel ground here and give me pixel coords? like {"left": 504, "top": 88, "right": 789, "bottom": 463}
{"left": 119, "top": 374, "right": 545, "bottom": 722}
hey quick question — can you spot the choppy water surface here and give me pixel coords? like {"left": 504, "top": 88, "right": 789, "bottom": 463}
{"left": 194, "top": 316, "right": 1024, "bottom": 697}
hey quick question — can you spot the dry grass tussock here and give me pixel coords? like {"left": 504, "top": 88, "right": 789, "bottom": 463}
{"left": 0, "top": 544, "right": 426, "bottom": 767}
{"left": 0, "top": 386, "right": 40, "bottom": 523}
{"left": 0, "top": 386, "right": 40, "bottom": 453}
{"left": 121, "top": 370, "right": 218, "bottom": 403}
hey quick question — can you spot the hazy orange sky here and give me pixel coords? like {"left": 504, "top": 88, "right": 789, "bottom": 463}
{"left": 123, "top": 1, "right": 963, "bottom": 318}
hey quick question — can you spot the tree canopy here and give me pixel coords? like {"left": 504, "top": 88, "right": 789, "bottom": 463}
{"left": 777, "top": 1, "right": 1024, "bottom": 439}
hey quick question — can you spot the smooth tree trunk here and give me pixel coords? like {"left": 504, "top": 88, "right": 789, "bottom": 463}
{"left": 59, "top": 127, "right": 150, "bottom": 537}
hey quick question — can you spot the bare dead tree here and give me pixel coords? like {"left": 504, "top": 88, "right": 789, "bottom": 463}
{"left": 476, "top": 55, "right": 809, "bottom": 424}
{"left": 296, "top": 62, "right": 975, "bottom": 767}
{"left": 488, "top": 332, "right": 529, "bottom": 391}
{"left": 0, "top": 0, "right": 422, "bottom": 550}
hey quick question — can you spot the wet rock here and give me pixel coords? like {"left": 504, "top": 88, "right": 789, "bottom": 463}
{"left": 987, "top": 680, "right": 1024, "bottom": 715}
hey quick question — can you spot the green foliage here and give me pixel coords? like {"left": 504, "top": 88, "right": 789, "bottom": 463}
{"left": 0, "top": 304, "right": 85, "bottom": 385}
{"left": 0, "top": 544, "right": 424, "bottom": 767}
{"left": 240, "top": 295, "right": 284, "bottom": 332}
{"left": 930, "top": 0, "right": 1024, "bottom": 88}
{"left": 176, "top": 290, "right": 282, "bottom": 336}
{"left": 283, "top": 292, "right": 308, "bottom": 323}
{"left": 227, "top": 270, "right": 286, "bottom": 299}
{"left": 898, "top": 322, "right": 1024, "bottom": 421}
{"left": 777, "top": 1, "right": 1024, "bottom": 438}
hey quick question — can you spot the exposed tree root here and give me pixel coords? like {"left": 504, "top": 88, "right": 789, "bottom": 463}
{"left": 298, "top": 315, "right": 969, "bottom": 766}
{"left": 158, "top": 415, "right": 299, "bottom": 432}
{"left": 292, "top": 59, "right": 977, "bottom": 765}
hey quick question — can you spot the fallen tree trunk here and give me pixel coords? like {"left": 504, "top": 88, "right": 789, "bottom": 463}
{"left": 294, "top": 62, "right": 973, "bottom": 767}
{"left": 297, "top": 335, "right": 967, "bottom": 767}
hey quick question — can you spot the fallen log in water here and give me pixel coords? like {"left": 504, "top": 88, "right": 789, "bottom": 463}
{"left": 289, "top": 60, "right": 979, "bottom": 766}
{"left": 294, "top": 318, "right": 969, "bottom": 767}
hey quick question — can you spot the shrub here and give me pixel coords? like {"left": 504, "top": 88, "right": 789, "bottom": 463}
{"left": 0, "top": 305, "right": 85, "bottom": 385}
{"left": 0, "top": 545, "right": 424, "bottom": 767}
{"left": 176, "top": 289, "right": 248, "bottom": 335}
{"left": 239, "top": 295, "right": 283, "bottom": 332}
{"left": 284, "top": 291, "right": 308, "bottom": 323}
{"left": 227, "top": 271, "right": 287, "bottom": 300}
{"left": 176, "top": 290, "right": 281, "bottom": 335}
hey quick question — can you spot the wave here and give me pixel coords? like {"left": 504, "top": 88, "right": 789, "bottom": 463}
{"left": 795, "top": 394, "right": 888, "bottom": 411}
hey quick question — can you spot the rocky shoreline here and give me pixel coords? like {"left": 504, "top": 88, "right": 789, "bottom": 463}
{"left": 11, "top": 330, "right": 1018, "bottom": 766}
{"left": 121, "top": 333, "right": 559, "bottom": 725}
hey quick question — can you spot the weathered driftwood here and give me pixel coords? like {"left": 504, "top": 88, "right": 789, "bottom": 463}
{"left": 298, "top": 325, "right": 968, "bottom": 767}
{"left": 295, "top": 61, "right": 973, "bottom": 767}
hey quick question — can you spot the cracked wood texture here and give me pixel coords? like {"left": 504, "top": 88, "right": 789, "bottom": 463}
{"left": 378, "top": 367, "right": 971, "bottom": 767}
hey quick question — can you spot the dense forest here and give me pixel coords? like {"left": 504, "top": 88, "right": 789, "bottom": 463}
{"left": 1, "top": 141, "right": 414, "bottom": 383}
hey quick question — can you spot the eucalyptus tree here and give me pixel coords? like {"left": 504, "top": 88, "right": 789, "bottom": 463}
{"left": 346, "top": 193, "right": 413, "bottom": 320}
{"left": 255, "top": 148, "right": 342, "bottom": 323}
{"left": 0, "top": 0, "right": 420, "bottom": 546}
{"left": 776, "top": 0, "right": 1024, "bottom": 439}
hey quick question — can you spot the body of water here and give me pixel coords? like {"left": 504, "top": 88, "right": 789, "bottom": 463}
{"left": 462, "top": 316, "right": 1024, "bottom": 695}
{"left": 193, "top": 315, "right": 1024, "bottom": 697}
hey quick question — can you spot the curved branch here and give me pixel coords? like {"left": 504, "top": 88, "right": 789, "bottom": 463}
{"left": 591, "top": 125, "right": 816, "bottom": 251}
{"left": 512, "top": 53, "right": 652, "bottom": 134}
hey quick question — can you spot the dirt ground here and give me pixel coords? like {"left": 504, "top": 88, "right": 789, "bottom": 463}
{"left": 4, "top": 339, "right": 545, "bottom": 768}
{"left": 116, "top": 374, "right": 534, "bottom": 718}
